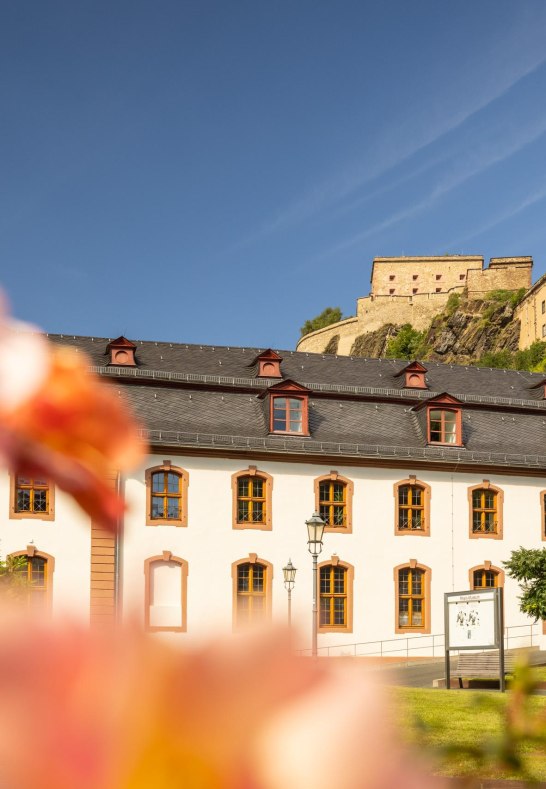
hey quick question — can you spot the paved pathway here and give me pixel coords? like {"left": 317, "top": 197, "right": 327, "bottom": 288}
{"left": 368, "top": 650, "right": 546, "bottom": 688}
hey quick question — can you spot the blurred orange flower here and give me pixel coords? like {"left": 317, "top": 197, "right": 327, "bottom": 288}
{"left": 0, "top": 294, "right": 144, "bottom": 530}
{"left": 0, "top": 622, "right": 445, "bottom": 789}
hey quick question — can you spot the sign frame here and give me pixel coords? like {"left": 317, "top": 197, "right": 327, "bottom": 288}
{"left": 444, "top": 587, "right": 505, "bottom": 691}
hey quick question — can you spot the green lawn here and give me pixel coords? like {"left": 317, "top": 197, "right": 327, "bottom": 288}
{"left": 393, "top": 686, "right": 546, "bottom": 781}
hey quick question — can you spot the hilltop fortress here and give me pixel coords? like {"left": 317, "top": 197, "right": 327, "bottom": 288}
{"left": 296, "top": 254, "right": 546, "bottom": 355}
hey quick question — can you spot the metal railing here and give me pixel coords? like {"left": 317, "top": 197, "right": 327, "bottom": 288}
{"left": 89, "top": 365, "right": 546, "bottom": 410}
{"left": 298, "top": 622, "right": 543, "bottom": 661}
{"left": 136, "top": 427, "right": 546, "bottom": 469}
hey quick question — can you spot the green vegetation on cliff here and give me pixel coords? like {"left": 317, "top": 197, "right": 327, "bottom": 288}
{"left": 347, "top": 290, "right": 545, "bottom": 372}
{"left": 300, "top": 307, "right": 344, "bottom": 337}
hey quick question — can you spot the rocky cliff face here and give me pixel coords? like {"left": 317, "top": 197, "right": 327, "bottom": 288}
{"left": 348, "top": 295, "right": 521, "bottom": 364}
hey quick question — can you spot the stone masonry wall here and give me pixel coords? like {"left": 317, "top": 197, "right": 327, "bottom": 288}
{"left": 515, "top": 273, "right": 546, "bottom": 350}
{"left": 296, "top": 255, "right": 538, "bottom": 356}
{"left": 371, "top": 256, "right": 482, "bottom": 297}
{"left": 467, "top": 258, "right": 532, "bottom": 296}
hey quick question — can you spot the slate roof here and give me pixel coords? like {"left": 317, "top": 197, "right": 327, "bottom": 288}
{"left": 46, "top": 334, "right": 546, "bottom": 472}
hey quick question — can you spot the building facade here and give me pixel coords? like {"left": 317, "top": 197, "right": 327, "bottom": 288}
{"left": 297, "top": 255, "right": 534, "bottom": 356}
{"left": 3, "top": 334, "right": 546, "bottom": 655}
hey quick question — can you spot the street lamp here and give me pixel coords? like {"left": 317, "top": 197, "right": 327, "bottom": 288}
{"left": 282, "top": 558, "right": 297, "bottom": 627}
{"left": 306, "top": 511, "right": 325, "bottom": 657}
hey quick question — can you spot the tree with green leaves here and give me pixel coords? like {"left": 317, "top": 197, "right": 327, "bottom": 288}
{"left": 503, "top": 547, "right": 546, "bottom": 621}
{"left": 300, "top": 307, "right": 343, "bottom": 337}
{"left": 385, "top": 324, "right": 425, "bottom": 360}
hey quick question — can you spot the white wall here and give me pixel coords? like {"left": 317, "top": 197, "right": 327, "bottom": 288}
{"left": 120, "top": 455, "right": 546, "bottom": 654}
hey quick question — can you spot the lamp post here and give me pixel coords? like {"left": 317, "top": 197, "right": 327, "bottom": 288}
{"left": 306, "top": 511, "right": 325, "bottom": 657}
{"left": 282, "top": 558, "right": 297, "bottom": 627}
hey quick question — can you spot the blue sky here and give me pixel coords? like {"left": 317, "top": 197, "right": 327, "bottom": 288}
{"left": 3, "top": 0, "right": 546, "bottom": 349}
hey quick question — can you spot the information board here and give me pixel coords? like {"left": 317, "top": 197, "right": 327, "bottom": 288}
{"left": 445, "top": 588, "right": 500, "bottom": 650}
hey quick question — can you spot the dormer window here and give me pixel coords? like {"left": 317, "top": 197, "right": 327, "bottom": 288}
{"left": 273, "top": 397, "right": 303, "bottom": 432}
{"left": 394, "top": 361, "right": 428, "bottom": 390}
{"left": 252, "top": 349, "right": 283, "bottom": 379}
{"left": 264, "top": 380, "right": 310, "bottom": 436}
{"left": 413, "top": 393, "right": 463, "bottom": 446}
{"left": 106, "top": 336, "right": 137, "bottom": 366}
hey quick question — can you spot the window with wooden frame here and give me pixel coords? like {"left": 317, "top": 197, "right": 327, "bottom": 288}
{"left": 231, "top": 467, "right": 272, "bottom": 530}
{"left": 10, "top": 474, "right": 54, "bottom": 521}
{"left": 317, "top": 557, "right": 354, "bottom": 633}
{"left": 265, "top": 380, "right": 310, "bottom": 436}
{"left": 394, "top": 477, "right": 431, "bottom": 536}
{"left": 470, "top": 562, "right": 504, "bottom": 590}
{"left": 145, "top": 462, "right": 189, "bottom": 527}
{"left": 541, "top": 491, "right": 546, "bottom": 541}
{"left": 394, "top": 561, "right": 431, "bottom": 634}
{"left": 232, "top": 555, "right": 273, "bottom": 629}
{"left": 314, "top": 471, "right": 353, "bottom": 532}
{"left": 9, "top": 548, "right": 54, "bottom": 611}
{"left": 144, "top": 552, "right": 188, "bottom": 632}
{"left": 468, "top": 481, "right": 503, "bottom": 539}
{"left": 413, "top": 393, "right": 463, "bottom": 446}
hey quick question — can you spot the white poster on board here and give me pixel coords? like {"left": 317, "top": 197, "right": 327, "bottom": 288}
{"left": 446, "top": 590, "right": 498, "bottom": 649}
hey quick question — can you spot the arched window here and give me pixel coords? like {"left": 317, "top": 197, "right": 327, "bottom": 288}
{"left": 231, "top": 467, "right": 273, "bottom": 530}
{"left": 8, "top": 548, "right": 54, "bottom": 610}
{"left": 232, "top": 555, "right": 272, "bottom": 629}
{"left": 10, "top": 474, "right": 54, "bottom": 521}
{"left": 314, "top": 472, "right": 353, "bottom": 532}
{"left": 394, "top": 478, "right": 431, "bottom": 536}
{"left": 468, "top": 481, "right": 503, "bottom": 539}
{"left": 394, "top": 561, "right": 431, "bottom": 634}
{"left": 144, "top": 553, "right": 188, "bottom": 632}
{"left": 317, "top": 557, "right": 354, "bottom": 633}
{"left": 469, "top": 563, "right": 504, "bottom": 590}
{"left": 145, "top": 462, "right": 189, "bottom": 526}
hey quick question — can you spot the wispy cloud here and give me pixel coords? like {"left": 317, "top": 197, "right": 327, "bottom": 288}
{"left": 234, "top": 11, "right": 546, "bottom": 250}
{"left": 313, "top": 113, "right": 546, "bottom": 260}
{"left": 445, "top": 184, "right": 546, "bottom": 248}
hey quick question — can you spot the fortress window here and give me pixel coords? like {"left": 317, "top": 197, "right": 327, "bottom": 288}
{"left": 389, "top": 274, "right": 395, "bottom": 281}
{"left": 389, "top": 288, "right": 395, "bottom": 295}
{"left": 412, "top": 288, "right": 418, "bottom": 295}
{"left": 543, "top": 325, "right": 546, "bottom": 338}
{"left": 435, "top": 274, "right": 441, "bottom": 280}
{"left": 459, "top": 274, "right": 465, "bottom": 280}
{"left": 542, "top": 300, "right": 545, "bottom": 314}
{"left": 435, "top": 288, "right": 441, "bottom": 293}
{"left": 412, "top": 274, "right": 418, "bottom": 280}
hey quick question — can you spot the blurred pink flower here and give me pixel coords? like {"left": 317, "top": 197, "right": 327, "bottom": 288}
{"left": 0, "top": 294, "right": 144, "bottom": 530}
{"left": 0, "top": 622, "right": 445, "bottom": 789}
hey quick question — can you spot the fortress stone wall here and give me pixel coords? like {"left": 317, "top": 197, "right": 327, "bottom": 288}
{"left": 296, "top": 255, "right": 535, "bottom": 355}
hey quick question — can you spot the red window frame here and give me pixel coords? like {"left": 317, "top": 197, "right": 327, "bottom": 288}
{"left": 427, "top": 407, "right": 462, "bottom": 446}
{"left": 270, "top": 395, "right": 308, "bottom": 435}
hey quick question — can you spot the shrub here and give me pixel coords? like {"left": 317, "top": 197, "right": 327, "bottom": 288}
{"left": 385, "top": 325, "right": 426, "bottom": 360}
{"left": 300, "top": 307, "right": 344, "bottom": 337}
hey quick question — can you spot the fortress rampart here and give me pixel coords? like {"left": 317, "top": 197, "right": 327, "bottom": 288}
{"left": 297, "top": 255, "right": 535, "bottom": 355}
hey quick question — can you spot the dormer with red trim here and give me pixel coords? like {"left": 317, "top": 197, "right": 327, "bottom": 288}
{"left": 261, "top": 379, "right": 311, "bottom": 436}
{"left": 106, "top": 336, "right": 137, "bottom": 367}
{"left": 394, "top": 360, "right": 428, "bottom": 389}
{"left": 413, "top": 392, "right": 464, "bottom": 446}
{"left": 252, "top": 349, "right": 283, "bottom": 378}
